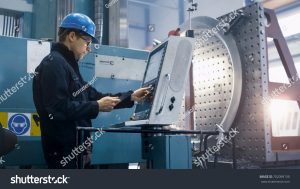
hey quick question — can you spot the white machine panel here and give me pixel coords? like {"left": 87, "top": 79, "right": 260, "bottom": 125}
{"left": 132, "top": 36, "right": 195, "bottom": 125}
{"left": 95, "top": 55, "right": 147, "bottom": 81}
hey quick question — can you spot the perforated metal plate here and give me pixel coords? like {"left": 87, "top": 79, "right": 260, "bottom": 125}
{"left": 181, "top": 17, "right": 242, "bottom": 132}
{"left": 180, "top": 3, "right": 300, "bottom": 167}
{"left": 181, "top": 3, "right": 269, "bottom": 167}
{"left": 218, "top": 3, "right": 269, "bottom": 165}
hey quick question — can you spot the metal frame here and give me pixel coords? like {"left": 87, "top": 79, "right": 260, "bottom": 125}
{"left": 265, "top": 8, "right": 300, "bottom": 154}
{"left": 76, "top": 126, "right": 236, "bottom": 169}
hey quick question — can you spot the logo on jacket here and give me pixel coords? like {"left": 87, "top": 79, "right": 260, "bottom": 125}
{"left": 8, "top": 114, "right": 30, "bottom": 135}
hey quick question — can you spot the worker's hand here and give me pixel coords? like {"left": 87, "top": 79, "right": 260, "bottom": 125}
{"left": 168, "top": 28, "right": 180, "bottom": 37}
{"left": 131, "top": 87, "right": 151, "bottom": 102}
{"left": 97, "top": 96, "right": 121, "bottom": 112}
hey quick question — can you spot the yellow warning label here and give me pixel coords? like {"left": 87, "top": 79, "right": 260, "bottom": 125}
{"left": 31, "top": 113, "right": 41, "bottom": 136}
{"left": 0, "top": 112, "right": 8, "bottom": 128}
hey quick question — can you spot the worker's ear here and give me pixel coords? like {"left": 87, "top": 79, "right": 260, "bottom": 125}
{"left": 68, "top": 31, "right": 77, "bottom": 42}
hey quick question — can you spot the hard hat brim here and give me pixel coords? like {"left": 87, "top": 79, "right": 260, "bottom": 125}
{"left": 91, "top": 36, "right": 99, "bottom": 44}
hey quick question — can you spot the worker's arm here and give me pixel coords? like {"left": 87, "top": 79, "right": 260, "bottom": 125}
{"left": 86, "top": 85, "right": 134, "bottom": 109}
{"left": 37, "top": 58, "right": 99, "bottom": 121}
{"left": 87, "top": 84, "right": 150, "bottom": 109}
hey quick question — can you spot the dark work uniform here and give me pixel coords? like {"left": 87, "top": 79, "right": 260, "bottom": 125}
{"left": 0, "top": 124, "right": 18, "bottom": 156}
{"left": 0, "top": 124, "right": 4, "bottom": 155}
{"left": 32, "top": 43, "right": 133, "bottom": 169}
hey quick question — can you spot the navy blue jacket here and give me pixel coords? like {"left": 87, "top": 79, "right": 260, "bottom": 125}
{"left": 32, "top": 43, "right": 133, "bottom": 163}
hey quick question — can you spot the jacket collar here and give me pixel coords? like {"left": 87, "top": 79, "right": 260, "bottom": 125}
{"left": 51, "top": 43, "right": 80, "bottom": 75}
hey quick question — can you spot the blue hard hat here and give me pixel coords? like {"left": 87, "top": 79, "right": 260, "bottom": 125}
{"left": 60, "top": 13, "right": 98, "bottom": 43}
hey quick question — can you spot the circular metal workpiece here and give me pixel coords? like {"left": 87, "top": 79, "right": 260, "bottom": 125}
{"left": 181, "top": 16, "right": 242, "bottom": 131}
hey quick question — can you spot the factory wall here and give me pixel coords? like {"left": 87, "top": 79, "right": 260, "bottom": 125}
{"left": 128, "top": 0, "right": 182, "bottom": 50}
{"left": 147, "top": 0, "right": 180, "bottom": 45}
{"left": 185, "top": 0, "right": 245, "bottom": 18}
